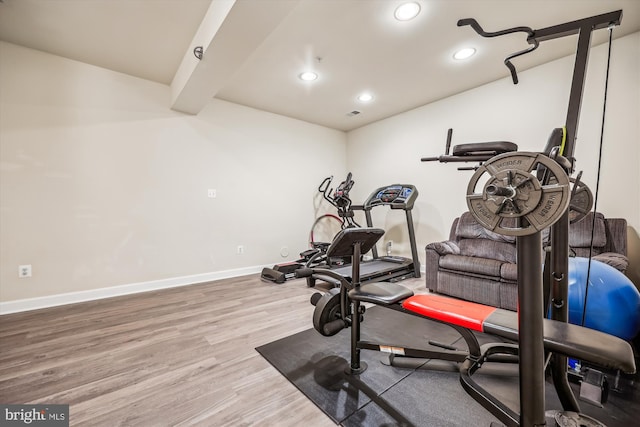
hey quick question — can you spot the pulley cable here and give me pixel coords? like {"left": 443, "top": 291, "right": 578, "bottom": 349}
{"left": 581, "top": 25, "right": 614, "bottom": 327}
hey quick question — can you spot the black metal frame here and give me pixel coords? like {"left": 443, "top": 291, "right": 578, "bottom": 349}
{"left": 301, "top": 233, "right": 485, "bottom": 376}
{"left": 541, "top": 10, "right": 622, "bottom": 417}
{"left": 347, "top": 240, "right": 482, "bottom": 375}
{"left": 456, "top": 9, "right": 623, "bottom": 426}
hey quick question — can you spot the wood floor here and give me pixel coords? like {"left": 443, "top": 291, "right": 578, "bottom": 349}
{"left": 0, "top": 274, "right": 425, "bottom": 426}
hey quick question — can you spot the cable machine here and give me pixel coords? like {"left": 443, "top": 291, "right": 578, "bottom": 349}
{"left": 453, "top": 10, "right": 624, "bottom": 426}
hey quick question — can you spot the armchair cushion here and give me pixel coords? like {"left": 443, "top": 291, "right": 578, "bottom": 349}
{"left": 570, "top": 212, "right": 607, "bottom": 248}
{"left": 456, "top": 212, "right": 516, "bottom": 243}
{"left": 440, "top": 255, "right": 503, "bottom": 277}
{"left": 458, "top": 239, "right": 517, "bottom": 263}
{"left": 500, "top": 263, "right": 518, "bottom": 282}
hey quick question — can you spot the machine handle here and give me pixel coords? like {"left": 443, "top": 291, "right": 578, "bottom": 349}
{"left": 457, "top": 18, "right": 533, "bottom": 38}
{"left": 296, "top": 266, "right": 353, "bottom": 289}
{"left": 294, "top": 267, "right": 314, "bottom": 278}
{"left": 457, "top": 18, "right": 538, "bottom": 84}
{"left": 318, "top": 176, "right": 335, "bottom": 206}
{"left": 323, "top": 319, "right": 346, "bottom": 335}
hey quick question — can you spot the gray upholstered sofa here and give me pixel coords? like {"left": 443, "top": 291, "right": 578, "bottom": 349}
{"left": 425, "top": 211, "right": 628, "bottom": 311}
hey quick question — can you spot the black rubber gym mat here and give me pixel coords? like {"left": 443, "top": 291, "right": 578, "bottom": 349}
{"left": 256, "top": 305, "right": 639, "bottom": 426}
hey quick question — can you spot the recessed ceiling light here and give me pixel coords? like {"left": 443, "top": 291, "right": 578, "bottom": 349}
{"left": 357, "top": 93, "right": 373, "bottom": 102}
{"left": 453, "top": 48, "right": 476, "bottom": 60}
{"left": 395, "top": 2, "right": 421, "bottom": 21}
{"left": 299, "top": 71, "right": 318, "bottom": 81}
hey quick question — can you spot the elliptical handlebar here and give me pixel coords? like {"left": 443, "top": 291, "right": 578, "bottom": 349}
{"left": 317, "top": 173, "right": 360, "bottom": 229}
{"left": 318, "top": 175, "right": 335, "bottom": 206}
{"left": 335, "top": 172, "right": 354, "bottom": 196}
{"left": 334, "top": 172, "right": 354, "bottom": 211}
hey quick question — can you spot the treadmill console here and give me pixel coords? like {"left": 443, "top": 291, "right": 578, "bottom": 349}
{"left": 364, "top": 184, "right": 418, "bottom": 210}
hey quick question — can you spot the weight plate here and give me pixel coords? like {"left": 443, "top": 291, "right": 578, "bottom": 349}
{"left": 549, "top": 176, "right": 593, "bottom": 224}
{"left": 466, "top": 152, "right": 570, "bottom": 236}
{"left": 481, "top": 169, "right": 543, "bottom": 217}
{"left": 312, "top": 288, "right": 344, "bottom": 336}
{"left": 568, "top": 177, "right": 593, "bottom": 224}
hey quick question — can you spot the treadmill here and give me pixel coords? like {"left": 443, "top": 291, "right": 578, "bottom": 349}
{"left": 306, "top": 184, "right": 421, "bottom": 287}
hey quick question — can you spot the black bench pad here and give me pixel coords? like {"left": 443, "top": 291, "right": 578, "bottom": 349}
{"left": 485, "top": 309, "right": 636, "bottom": 373}
{"left": 452, "top": 141, "right": 518, "bottom": 156}
{"left": 349, "top": 282, "right": 414, "bottom": 305}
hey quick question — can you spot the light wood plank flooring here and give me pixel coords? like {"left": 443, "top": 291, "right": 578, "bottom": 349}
{"left": 0, "top": 274, "right": 424, "bottom": 426}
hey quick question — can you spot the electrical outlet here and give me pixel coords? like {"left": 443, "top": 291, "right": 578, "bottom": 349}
{"left": 237, "top": 245, "right": 244, "bottom": 255}
{"left": 19, "top": 264, "right": 32, "bottom": 278}
{"left": 208, "top": 189, "right": 217, "bottom": 198}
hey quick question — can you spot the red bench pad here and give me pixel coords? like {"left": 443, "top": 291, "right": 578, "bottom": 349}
{"left": 402, "top": 294, "right": 497, "bottom": 332}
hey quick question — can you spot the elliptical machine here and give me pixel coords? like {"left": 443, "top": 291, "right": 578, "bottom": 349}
{"left": 318, "top": 172, "right": 360, "bottom": 230}
{"left": 260, "top": 173, "right": 359, "bottom": 284}
{"left": 305, "top": 172, "right": 362, "bottom": 268}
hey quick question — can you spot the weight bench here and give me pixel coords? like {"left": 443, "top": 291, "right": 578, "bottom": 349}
{"left": 349, "top": 262, "right": 635, "bottom": 427}
{"left": 348, "top": 282, "right": 635, "bottom": 373}
{"left": 303, "top": 227, "right": 636, "bottom": 427}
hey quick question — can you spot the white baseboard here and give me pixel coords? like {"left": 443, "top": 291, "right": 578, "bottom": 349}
{"left": 1, "top": 262, "right": 425, "bottom": 315}
{"left": 0, "top": 265, "right": 266, "bottom": 315}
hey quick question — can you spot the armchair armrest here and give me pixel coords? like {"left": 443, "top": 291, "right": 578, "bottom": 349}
{"left": 426, "top": 241, "right": 461, "bottom": 256}
{"left": 425, "top": 241, "right": 461, "bottom": 292}
{"left": 604, "top": 218, "right": 627, "bottom": 256}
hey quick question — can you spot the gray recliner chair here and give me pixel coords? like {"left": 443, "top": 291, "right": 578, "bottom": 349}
{"left": 425, "top": 211, "right": 628, "bottom": 311}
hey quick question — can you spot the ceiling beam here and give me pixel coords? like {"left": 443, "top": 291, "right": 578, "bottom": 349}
{"left": 170, "top": 0, "right": 299, "bottom": 115}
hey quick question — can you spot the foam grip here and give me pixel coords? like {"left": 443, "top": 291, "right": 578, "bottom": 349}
{"left": 310, "top": 292, "right": 322, "bottom": 306}
{"left": 294, "top": 267, "right": 314, "bottom": 278}
{"left": 323, "top": 319, "right": 346, "bottom": 336}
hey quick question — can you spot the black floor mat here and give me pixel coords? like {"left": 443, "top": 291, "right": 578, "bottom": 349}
{"left": 256, "top": 305, "right": 639, "bottom": 426}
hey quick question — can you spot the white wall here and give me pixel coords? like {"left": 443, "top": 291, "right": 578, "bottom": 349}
{"left": 347, "top": 32, "right": 640, "bottom": 284}
{"left": 0, "top": 41, "right": 347, "bottom": 306}
{"left": 2, "top": 31, "right": 638, "bottom": 310}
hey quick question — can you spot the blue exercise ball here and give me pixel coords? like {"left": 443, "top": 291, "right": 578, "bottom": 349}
{"left": 567, "top": 257, "right": 640, "bottom": 341}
